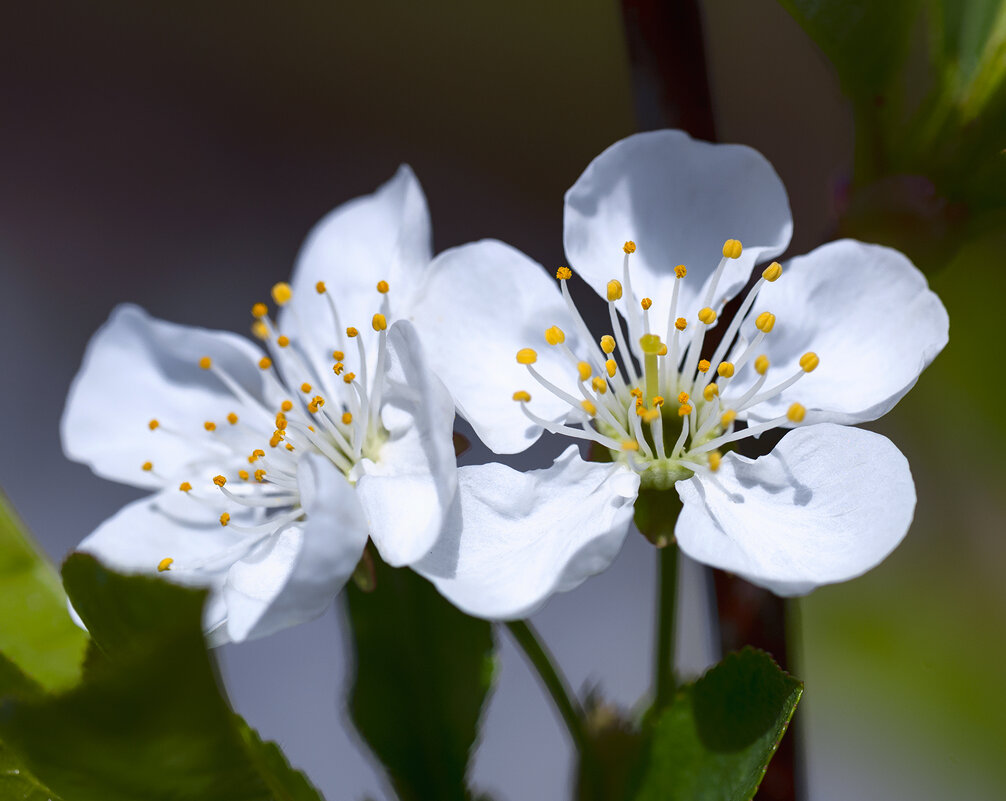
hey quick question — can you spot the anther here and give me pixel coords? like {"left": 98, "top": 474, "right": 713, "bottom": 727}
{"left": 577, "top": 362, "right": 592, "bottom": 381}
{"left": 605, "top": 359, "right": 617, "bottom": 377}
{"left": 679, "top": 403, "right": 693, "bottom": 417}
{"left": 755, "top": 312, "right": 776, "bottom": 333}
{"left": 277, "top": 335, "right": 290, "bottom": 348}
{"left": 148, "top": 419, "right": 160, "bottom": 430}
{"left": 227, "top": 412, "right": 238, "bottom": 425}
{"left": 722, "top": 239, "right": 743, "bottom": 259}
{"left": 316, "top": 281, "right": 327, "bottom": 294}
{"left": 787, "top": 403, "right": 807, "bottom": 422}
{"left": 281, "top": 400, "right": 293, "bottom": 412}
{"left": 623, "top": 241, "right": 636, "bottom": 254}
{"left": 142, "top": 461, "right": 153, "bottom": 471}
{"left": 204, "top": 421, "right": 217, "bottom": 432}
{"left": 513, "top": 390, "right": 531, "bottom": 402}
{"left": 799, "top": 352, "right": 820, "bottom": 372}
{"left": 544, "top": 326, "right": 565, "bottom": 346}
{"left": 346, "top": 327, "right": 358, "bottom": 338}
{"left": 591, "top": 377, "right": 607, "bottom": 394}
{"left": 653, "top": 396, "right": 665, "bottom": 407}
{"left": 300, "top": 383, "right": 312, "bottom": 393}
{"left": 252, "top": 449, "right": 265, "bottom": 460}
{"left": 285, "top": 443, "right": 295, "bottom": 451}
{"left": 703, "top": 383, "right": 719, "bottom": 401}
{"left": 721, "top": 410, "right": 737, "bottom": 426}
{"left": 607, "top": 280, "right": 623, "bottom": 301}
{"left": 252, "top": 321, "right": 269, "bottom": 340}
{"left": 517, "top": 348, "right": 538, "bottom": 365}
{"left": 717, "top": 362, "right": 735, "bottom": 378}
{"left": 258, "top": 357, "right": 272, "bottom": 370}
{"left": 220, "top": 513, "right": 230, "bottom": 527}
{"left": 377, "top": 280, "right": 390, "bottom": 293}
{"left": 600, "top": 335, "right": 616, "bottom": 354}
{"left": 157, "top": 558, "right": 173, "bottom": 572}
{"left": 332, "top": 350, "right": 344, "bottom": 361}
{"left": 199, "top": 356, "right": 212, "bottom": 370}
{"left": 621, "top": 441, "right": 640, "bottom": 451}
{"left": 581, "top": 400, "right": 597, "bottom": 416}
{"left": 372, "top": 313, "right": 387, "bottom": 331}
{"left": 697, "top": 360, "right": 711, "bottom": 373}
{"left": 341, "top": 412, "right": 353, "bottom": 424}
{"left": 675, "top": 317, "right": 687, "bottom": 331}
{"left": 179, "top": 482, "right": 192, "bottom": 492}
{"left": 643, "top": 408, "right": 659, "bottom": 423}
{"left": 630, "top": 388, "right": 643, "bottom": 398}
{"left": 708, "top": 451, "right": 722, "bottom": 472}
{"left": 252, "top": 303, "right": 268, "bottom": 318}
{"left": 333, "top": 362, "right": 344, "bottom": 375}
{"left": 213, "top": 475, "right": 227, "bottom": 487}
{"left": 762, "top": 262, "right": 782, "bottom": 282}
{"left": 342, "top": 373, "right": 356, "bottom": 384}
{"left": 254, "top": 469, "right": 266, "bottom": 482}
{"left": 678, "top": 391, "right": 690, "bottom": 404}
{"left": 556, "top": 266, "right": 572, "bottom": 280}
{"left": 641, "top": 298, "right": 652, "bottom": 311}
{"left": 238, "top": 470, "right": 249, "bottom": 481}
{"left": 675, "top": 265, "right": 687, "bottom": 279}
{"left": 755, "top": 355, "right": 770, "bottom": 375}
{"left": 698, "top": 307, "right": 717, "bottom": 325}
{"left": 272, "top": 282, "right": 292, "bottom": 306}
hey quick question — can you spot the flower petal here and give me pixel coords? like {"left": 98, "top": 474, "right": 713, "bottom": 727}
{"left": 675, "top": 424, "right": 915, "bottom": 596}
{"left": 223, "top": 453, "right": 368, "bottom": 642}
{"left": 280, "top": 165, "right": 432, "bottom": 384}
{"left": 733, "top": 239, "right": 949, "bottom": 425}
{"left": 354, "top": 321, "right": 458, "bottom": 566}
{"left": 61, "top": 304, "right": 269, "bottom": 489}
{"left": 564, "top": 130, "right": 792, "bottom": 329}
{"left": 409, "top": 239, "right": 581, "bottom": 454}
{"left": 415, "top": 446, "right": 640, "bottom": 619}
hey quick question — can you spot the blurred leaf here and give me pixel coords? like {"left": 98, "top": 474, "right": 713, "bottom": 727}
{"left": 0, "top": 492, "right": 87, "bottom": 691}
{"left": 0, "top": 555, "right": 324, "bottom": 801}
{"left": 346, "top": 555, "right": 496, "bottom": 801}
{"left": 0, "top": 655, "right": 60, "bottom": 801}
{"left": 634, "top": 648, "right": 802, "bottom": 801}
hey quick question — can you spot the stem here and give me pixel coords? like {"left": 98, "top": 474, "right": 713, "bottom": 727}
{"left": 653, "top": 542, "right": 679, "bottom": 709}
{"left": 504, "top": 619, "right": 588, "bottom": 752}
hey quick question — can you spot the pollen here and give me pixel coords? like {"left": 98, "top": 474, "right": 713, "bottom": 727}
{"left": 213, "top": 475, "right": 227, "bottom": 487}
{"left": 577, "top": 361, "right": 592, "bottom": 381}
{"left": 581, "top": 400, "right": 597, "bottom": 416}
{"left": 220, "top": 512, "right": 231, "bottom": 526}
{"left": 641, "top": 297, "right": 652, "bottom": 311}
{"left": 179, "top": 481, "right": 192, "bottom": 492}
{"left": 679, "top": 403, "right": 693, "bottom": 417}
{"left": 258, "top": 357, "right": 272, "bottom": 370}
{"left": 556, "top": 266, "right": 572, "bottom": 280}
{"left": 377, "top": 280, "right": 390, "bottom": 293}
{"left": 142, "top": 461, "right": 153, "bottom": 471}
{"left": 600, "top": 335, "right": 616, "bottom": 354}
{"left": 755, "top": 355, "right": 770, "bottom": 375}
{"left": 697, "top": 359, "right": 711, "bottom": 373}
{"left": 346, "top": 327, "right": 358, "bottom": 338}
{"left": 148, "top": 418, "right": 160, "bottom": 431}
{"left": 544, "top": 326, "right": 565, "bottom": 346}
{"left": 204, "top": 421, "right": 216, "bottom": 432}
{"left": 623, "top": 241, "right": 636, "bottom": 254}
{"left": 277, "top": 335, "right": 290, "bottom": 348}
{"left": 281, "top": 400, "right": 293, "bottom": 412}
{"left": 675, "top": 317, "right": 687, "bottom": 331}
{"left": 199, "top": 356, "right": 212, "bottom": 370}
{"left": 513, "top": 390, "right": 531, "bottom": 402}
{"left": 341, "top": 411, "right": 353, "bottom": 424}
{"left": 607, "top": 280, "right": 623, "bottom": 301}
{"left": 252, "top": 302, "right": 268, "bottom": 318}
{"left": 227, "top": 412, "right": 238, "bottom": 425}
{"left": 755, "top": 312, "right": 776, "bottom": 333}
{"left": 721, "top": 410, "right": 737, "bottom": 426}
{"left": 254, "top": 469, "right": 266, "bottom": 482}
{"left": 516, "top": 348, "right": 538, "bottom": 365}
{"left": 252, "top": 321, "right": 269, "bottom": 340}
{"left": 372, "top": 313, "right": 387, "bottom": 331}
{"left": 675, "top": 264, "right": 687, "bottom": 279}
{"left": 238, "top": 469, "right": 249, "bottom": 480}
{"left": 787, "top": 402, "right": 807, "bottom": 422}
{"left": 708, "top": 451, "right": 722, "bottom": 472}
{"left": 722, "top": 239, "right": 743, "bottom": 259}
{"left": 271, "top": 282, "right": 293, "bottom": 306}
{"left": 300, "top": 382, "right": 312, "bottom": 393}
{"left": 315, "top": 281, "right": 327, "bottom": 294}
{"left": 762, "top": 262, "right": 782, "bottom": 282}
{"left": 591, "top": 377, "right": 608, "bottom": 394}
{"left": 698, "top": 307, "right": 717, "bottom": 325}
{"left": 703, "top": 383, "right": 719, "bottom": 401}
{"left": 157, "top": 558, "right": 173, "bottom": 572}
{"left": 332, "top": 350, "right": 344, "bottom": 361}
{"left": 799, "top": 352, "right": 820, "bottom": 372}
{"left": 717, "top": 361, "right": 735, "bottom": 378}
{"left": 678, "top": 391, "right": 690, "bottom": 404}
{"left": 606, "top": 359, "right": 617, "bottom": 377}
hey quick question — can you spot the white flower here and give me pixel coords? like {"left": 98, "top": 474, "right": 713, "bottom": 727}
{"left": 408, "top": 130, "right": 948, "bottom": 619}
{"left": 62, "top": 167, "right": 457, "bottom": 643}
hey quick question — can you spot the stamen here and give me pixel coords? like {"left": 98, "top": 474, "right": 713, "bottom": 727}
{"left": 157, "top": 558, "right": 173, "bottom": 572}
{"left": 272, "top": 282, "right": 293, "bottom": 306}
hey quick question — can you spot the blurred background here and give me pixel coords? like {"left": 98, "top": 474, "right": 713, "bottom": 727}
{"left": 2, "top": 1, "right": 1004, "bottom": 798}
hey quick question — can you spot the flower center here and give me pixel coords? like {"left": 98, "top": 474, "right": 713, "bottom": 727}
{"left": 512, "top": 240, "right": 818, "bottom": 490}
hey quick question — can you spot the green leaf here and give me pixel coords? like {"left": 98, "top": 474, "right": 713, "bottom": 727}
{"left": 0, "top": 492, "right": 87, "bottom": 691}
{"left": 0, "top": 554, "right": 325, "bottom": 801}
{"left": 346, "top": 552, "right": 496, "bottom": 801}
{"left": 634, "top": 648, "right": 803, "bottom": 801}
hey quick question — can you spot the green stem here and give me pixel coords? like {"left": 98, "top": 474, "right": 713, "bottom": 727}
{"left": 504, "top": 620, "right": 588, "bottom": 752}
{"left": 653, "top": 543, "right": 679, "bottom": 709}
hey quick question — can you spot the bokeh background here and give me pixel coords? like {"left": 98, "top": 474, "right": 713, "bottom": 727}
{"left": 2, "top": 1, "right": 1004, "bottom": 799}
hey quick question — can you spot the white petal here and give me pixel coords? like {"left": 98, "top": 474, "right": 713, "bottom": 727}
{"left": 415, "top": 446, "right": 640, "bottom": 619}
{"left": 675, "top": 424, "right": 915, "bottom": 595}
{"left": 354, "top": 321, "right": 457, "bottom": 566}
{"left": 564, "top": 130, "right": 792, "bottom": 328}
{"left": 61, "top": 304, "right": 269, "bottom": 489}
{"left": 280, "top": 165, "right": 432, "bottom": 383}
{"left": 733, "top": 239, "right": 949, "bottom": 425}
{"left": 409, "top": 239, "right": 581, "bottom": 453}
{"left": 223, "top": 453, "right": 368, "bottom": 642}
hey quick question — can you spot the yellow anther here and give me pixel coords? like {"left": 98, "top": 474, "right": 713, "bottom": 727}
{"left": 252, "top": 302, "right": 268, "bottom": 319}
{"left": 621, "top": 440, "right": 640, "bottom": 451}
{"left": 577, "top": 362, "right": 592, "bottom": 381}
{"left": 179, "top": 481, "right": 192, "bottom": 493}
{"left": 204, "top": 421, "right": 216, "bottom": 432}
{"left": 377, "top": 280, "right": 390, "bottom": 293}
{"left": 285, "top": 443, "right": 295, "bottom": 451}
{"left": 653, "top": 395, "right": 665, "bottom": 407}
{"left": 722, "top": 239, "right": 743, "bottom": 259}
{"left": 703, "top": 383, "right": 719, "bottom": 401}
{"left": 372, "top": 313, "right": 387, "bottom": 331}
{"left": 342, "top": 372, "right": 356, "bottom": 384}
{"left": 254, "top": 469, "right": 266, "bottom": 482}
{"left": 315, "top": 281, "right": 327, "bottom": 294}
{"left": 281, "top": 400, "right": 293, "bottom": 412}
{"left": 341, "top": 411, "right": 353, "bottom": 424}
{"left": 275, "top": 417, "right": 287, "bottom": 431}
{"left": 238, "top": 470, "right": 249, "bottom": 481}
{"left": 658, "top": 344, "right": 667, "bottom": 356}
{"left": 312, "top": 395, "right": 325, "bottom": 408}
{"left": 623, "top": 241, "right": 636, "bottom": 254}
{"left": 641, "top": 297, "right": 652, "bottom": 311}
{"left": 755, "top": 312, "right": 776, "bottom": 333}
{"left": 678, "top": 391, "right": 690, "bottom": 404}
{"left": 333, "top": 362, "right": 344, "bottom": 375}
{"left": 762, "top": 262, "right": 782, "bottom": 282}
{"left": 220, "top": 513, "right": 230, "bottom": 527}
{"left": 630, "top": 387, "right": 643, "bottom": 398}
{"left": 675, "top": 317, "right": 688, "bottom": 332}
{"left": 556, "top": 266, "right": 572, "bottom": 280}
{"left": 708, "top": 451, "right": 722, "bottom": 472}
{"left": 227, "top": 412, "right": 239, "bottom": 425}
{"left": 639, "top": 333, "right": 662, "bottom": 355}
{"left": 269, "top": 434, "right": 282, "bottom": 447}
{"left": 516, "top": 348, "right": 538, "bottom": 365}
{"left": 799, "top": 352, "right": 820, "bottom": 372}
{"left": 591, "top": 377, "right": 608, "bottom": 394}
{"left": 755, "top": 355, "right": 770, "bottom": 375}
{"left": 721, "top": 409, "right": 737, "bottom": 426}
{"left": 199, "top": 356, "right": 212, "bottom": 370}
{"left": 674, "top": 264, "right": 687, "bottom": 279}
{"left": 635, "top": 400, "right": 645, "bottom": 415}
{"left": 512, "top": 390, "right": 531, "bottom": 403}
{"left": 213, "top": 475, "right": 227, "bottom": 487}
{"left": 679, "top": 403, "right": 693, "bottom": 417}
{"left": 271, "top": 282, "right": 292, "bottom": 306}
{"left": 300, "top": 383, "right": 312, "bottom": 393}
{"left": 142, "top": 461, "right": 153, "bottom": 471}
{"left": 698, "top": 307, "right": 717, "bottom": 325}
{"left": 787, "top": 402, "right": 807, "bottom": 423}
{"left": 346, "top": 327, "right": 358, "bottom": 338}
{"left": 544, "top": 326, "right": 566, "bottom": 346}
{"left": 581, "top": 400, "right": 597, "bottom": 417}
{"left": 606, "top": 359, "right": 617, "bottom": 377}
{"left": 717, "top": 361, "right": 735, "bottom": 378}
{"left": 148, "top": 418, "right": 160, "bottom": 431}
{"left": 252, "top": 448, "right": 265, "bottom": 460}
{"left": 600, "top": 335, "right": 616, "bottom": 354}
{"left": 307, "top": 402, "right": 319, "bottom": 414}
{"left": 157, "top": 558, "right": 173, "bottom": 572}
{"left": 643, "top": 408, "right": 660, "bottom": 424}
{"left": 258, "top": 357, "right": 272, "bottom": 370}
{"left": 252, "top": 321, "right": 269, "bottom": 340}
{"left": 697, "top": 359, "right": 711, "bottom": 373}
{"left": 308, "top": 425, "right": 315, "bottom": 432}
{"left": 277, "top": 335, "right": 290, "bottom": 348}
{"left": 606, "top": 280, "right": 623, "bottom": 301}
{"left": 332, "top": 350, "right": 345, "bottom": 361}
